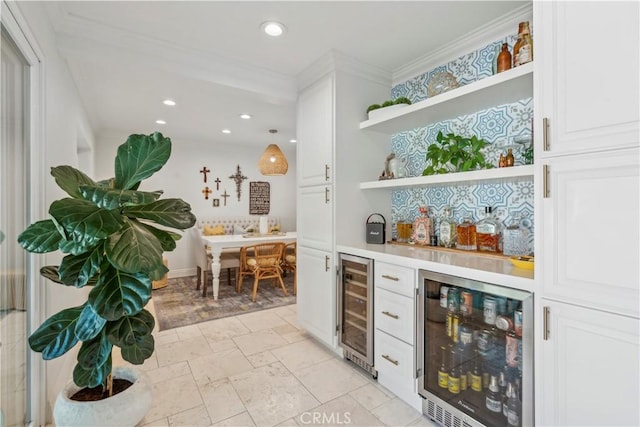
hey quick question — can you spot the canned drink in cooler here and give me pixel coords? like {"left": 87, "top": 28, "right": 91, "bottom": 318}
{"left": 477, "top": 329, "right": 492, "bottom": 356}
{"left": 460, "top": 291, "right": 473, "bottom": 316}
{"left": 447, "top": 287, "right": 460, "bottom": 312}
{"left": 440, "top": 286, "right": 450, "bottom": 309}
{"left": 483, "top": 296, "right": 497, "bottom": 325}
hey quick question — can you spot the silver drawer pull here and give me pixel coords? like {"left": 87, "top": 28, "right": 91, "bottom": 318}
{"left": 381, "top": 274, "right": 399, "bottom": 281}
{"left": 382, "top": 311, "right": 399, "bottom": 319}
{"left": 382, "top": 354, "right": 398, "bottom": 366}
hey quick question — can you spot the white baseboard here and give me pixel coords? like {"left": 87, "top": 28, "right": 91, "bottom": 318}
{"left": 169, "top": 268, "right": 195, "bottom": 278}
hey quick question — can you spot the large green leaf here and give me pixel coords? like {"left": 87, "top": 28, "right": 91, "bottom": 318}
{"left": 76, "top": 330, "right": 112, "bottom": 370}
{"left": 58, "top": 246, "right": 104, "bottom": 287}
{"left": 73, "top": 355, "right": 111, "bottom": 388}
{"left": 105, "top": 219, "right": 164, "bottom": 274}
{"left": 122, "top": 198, "right": 196, "bottom": 229}
{"left": 58, "top": 238, "right": 98, "bottom": 256}
{"left": 114, "top": 132, "right": 171, "bottom": 190}
{"left": 28, "top": 306, "right": 83, "bottom": 359}
{"left": 139, "top": 222, "right": 179, "bottom": 251}
{"left": 89, "top": 267, "right": 151, "bottom": 321}
{"left": 17, "top": 220, "right": 63, "bottom": 253}
{"left": 51, "top": 165, "right": 97, "bottom": 199}
{"left": 106, "top": 309, "right": 155, "bottom": 364}
{"left": 75, "top": 304, "right": 107, "bottom": 341}
{"left": 148, "top": 263, "right": 169, "bottom": 281}
{"left": 49, "top": 198, "right": 124, "bottom": 247}
{"left": 79, "top": 185, "right": 163, "bottom": 210}
{"left": 40, "top": 266, "right": 65, "bottom": 285}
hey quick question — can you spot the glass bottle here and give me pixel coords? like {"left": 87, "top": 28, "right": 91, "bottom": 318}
{"left": 497, "top": 42, "right": 512, "bottom": 73}
{"left": 448, "top": 349, "right": 461, "bottom": 394}
{"left": 513, "top": 21, "right": 533, "bottom": 67}
{"left": 476, "top": 207, "right": 502, "bottom": 253}
{"left": 456, "top": 217, "right": 477, "bottom": 251}
{"left": 486, "top": 374, "right": 502, "bottom": 413}
{"left": 506, "top": 148, "right": 515, "bottom": 167}
{"left": 412, "top": 205, "right": 433, "bottom": 245}
{"left": 503, "top": 214, "right": 530, "bottom": 256}
{"left": 439, "top": 206, "right": 457, "bottom": 248}
{"left": 506, "top": 382, "right": 522, "bottom": 426}
{"left": 470, "top": 350, "right": 483, "bottom": 392}
{"left": 438, "top": 345, "right": 449, "bottom": 389}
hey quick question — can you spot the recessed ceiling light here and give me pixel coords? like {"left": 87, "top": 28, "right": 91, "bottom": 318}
{"left": 222, "top": 129, "right": 231, "bottom": 134}
{"left": 162, "top": 99, "right": 176, "bottom": 106}
{"left": 156, "top": 119, "right": 166, "bottom": 125}
{"left": 289, "top": 139, "right": 297, "bottom": 143}
{"left": 240, "top": 114, "right": 252, "bottom": 120}
{"left": 261, "top": 21, "right": 286, "bottom": 37}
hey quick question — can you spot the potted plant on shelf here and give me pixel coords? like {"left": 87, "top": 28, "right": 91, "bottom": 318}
{"left": 366, "top": 96, "right": 412, "bottom": 120}
{"left": 422, "top": 131, "right": 493, "bottom": 175}
{"left": 18, "top": 132, "right": 196, "bottom": 426}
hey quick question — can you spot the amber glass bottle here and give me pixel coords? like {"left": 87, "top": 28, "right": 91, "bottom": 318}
{"left": 513, "top": 21, "right": 533, "bottom": 67}
{"left": 497, "top": 43, "right": 512, "bottom": 73}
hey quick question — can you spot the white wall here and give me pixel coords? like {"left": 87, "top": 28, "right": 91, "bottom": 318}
{"left": 9, "top": 1, "right": 96, "bottom": 420}
{"left": 94, "top": 131, "right": 297, "bottom": 276}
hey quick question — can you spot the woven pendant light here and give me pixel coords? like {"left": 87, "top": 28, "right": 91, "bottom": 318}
{"left": 258, "top": 129, "right": 288, "bottom": 175}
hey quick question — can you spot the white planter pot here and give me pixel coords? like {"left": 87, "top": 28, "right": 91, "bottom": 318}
{"left": 54, "top": 366, "right": 152, "bottom": 427}
{"left": 367, "top": 103, "right": 408, "bottom": 120}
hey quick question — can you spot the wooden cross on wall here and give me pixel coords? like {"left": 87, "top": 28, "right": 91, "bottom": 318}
{"left": 228, "top": 165, "right": 247, "bottom": 202}
{"left": 200, "top": 166, "right": 210, "bottom": 183}
{"left": 202, "top": 186, "right": 212, "bottom": 200}
{"left": 214, "top": 177, "right": 221, "bottom": 190}
{"left": 221, "top": 190, "right": 230, "bottom": 206}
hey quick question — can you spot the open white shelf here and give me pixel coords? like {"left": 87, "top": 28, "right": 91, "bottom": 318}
{"left": 359, "top": 62, "right": 534, "bottom": 135}
{"left": 359, "top": 165, "right": 534, "bottom": 190}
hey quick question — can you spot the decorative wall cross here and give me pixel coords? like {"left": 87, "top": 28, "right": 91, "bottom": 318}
{"left": 214, "top": 177, "right": 221, "bottom": 190}
{"left": 202, "top": 186, "right": 212, "bottom": 200}
{"left": 228, "top": 165, "right": 247, "bottom": 202}
{"left": 221, "top": 190, "right": 230, "bottom": 206}
{"left": 199, "top": 166, "right": 210, "bottom": 183}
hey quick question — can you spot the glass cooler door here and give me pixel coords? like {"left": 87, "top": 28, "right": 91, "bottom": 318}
{"left": 418, "top": 270, "right": 533, "bottom": 427}
{"left": 338, "top": 255, "right": 373, "bottom": 362}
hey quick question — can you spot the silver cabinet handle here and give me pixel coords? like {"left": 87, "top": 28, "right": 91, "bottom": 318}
{"left": 325, "top": 164, "right": 330, "bottom": 181}
{"left": 543, "top": 117, "right": 550, "bottom": 151}
{"left": 543, "top": 306, "right": 550, "bottom": 340}
{"left": 382, "top": 354, "right": 398, "bottom": 366}
{"left": 325, "top": 255, "right": 330, "bottom": 272}
{"left": 543, "top": 164, "right": 550, "bottom": 198}
{"left": 382, "top": 311, "right": 399, "bottom": 319}
{"left": 325, "top": 187, "right": 330, "bottom": 203}
{"left": 381, "top": 274, "right": 399, "bottom": 281}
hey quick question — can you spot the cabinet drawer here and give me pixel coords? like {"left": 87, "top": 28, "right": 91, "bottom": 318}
{"left": 375, "top": 288, "right": 413, "bottom": 345}
{"left": 375, "top": 261, "right": 415, "bottom": 298}
{"left": 375, "top": 329, "right": 415, "bottom": 402}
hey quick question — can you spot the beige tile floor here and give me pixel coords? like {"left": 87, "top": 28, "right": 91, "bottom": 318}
{"left": 128, "top": 303, "right": 437, "bottom": 427}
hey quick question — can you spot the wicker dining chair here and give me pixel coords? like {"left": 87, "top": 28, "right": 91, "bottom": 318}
{"left": 237, "top": 242, "right": 287, "bottom": 302}
{"left": 282, "top": 241, "right": 297, "bottom": 295}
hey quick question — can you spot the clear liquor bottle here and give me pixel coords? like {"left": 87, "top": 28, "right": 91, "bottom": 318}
{"left": 503, "top": 214, "right": 531, "bottom": 256}
{"left": 439, "top": 206, "right": 457, "bottom": 248}
{"left": 506, "top": 382, "right": 522, "bottom": 426}
{"left": 476, "top": 207, "right": 502, "bottom": 253}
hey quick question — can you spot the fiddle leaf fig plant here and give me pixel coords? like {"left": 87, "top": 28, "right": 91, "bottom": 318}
{"left": 422, "top": 131, "right": 493, "bottom": 176}
{"left": 18, "top": 132, "right": 196, "bottom": 393}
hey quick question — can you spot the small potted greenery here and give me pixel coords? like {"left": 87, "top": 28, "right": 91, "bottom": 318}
{"left": 18, "top": 132, "right": 196, "bottom": 426}
{"left": 422, "top": 131, "right": 493, "bottom": 175}
{"left": 367, "top": 97, "right": 412, "bottom": 119}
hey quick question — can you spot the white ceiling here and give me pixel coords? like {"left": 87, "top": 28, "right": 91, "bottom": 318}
{"left": 44, "top": 1, "right": 527, "bottom": 151}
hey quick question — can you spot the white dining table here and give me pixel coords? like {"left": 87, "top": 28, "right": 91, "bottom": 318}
{"left": 201, "top": 231, "right": 297, "bottom": 300}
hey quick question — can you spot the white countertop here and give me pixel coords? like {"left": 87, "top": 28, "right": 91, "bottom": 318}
{"left": 337, "top": 242, "right": 535, "bottom": 293}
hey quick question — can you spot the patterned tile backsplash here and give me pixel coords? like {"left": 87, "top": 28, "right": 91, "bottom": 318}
{"left": 387, "top": 32, "right": 534, "bottom": 251}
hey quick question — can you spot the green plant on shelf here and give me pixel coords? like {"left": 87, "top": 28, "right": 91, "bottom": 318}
{"left": 422, "top": 131, "right": 493, "bottom": 176}
{"left": 366, "top": 97, "right": 412, "bottom": 114}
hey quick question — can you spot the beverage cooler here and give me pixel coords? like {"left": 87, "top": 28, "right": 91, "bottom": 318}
{"left": 337, "top": 254, "right": 376, "bottom": 377}
{"left": 417, "top": 270, "right": 533, "bottom": 427}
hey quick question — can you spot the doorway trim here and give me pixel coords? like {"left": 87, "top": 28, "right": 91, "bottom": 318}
{"left": 2, "top": 1, "right": 46, "bottom": 425}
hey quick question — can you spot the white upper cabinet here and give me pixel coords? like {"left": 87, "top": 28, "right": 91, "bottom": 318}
{"left": 537, "top": 1, "right": 640, "bottom": 156}
{"left": 297, "top": 75, "right": 334, "bottom": 187}
{"left": 297, "top": 185, "right": 333, "bottom": 252}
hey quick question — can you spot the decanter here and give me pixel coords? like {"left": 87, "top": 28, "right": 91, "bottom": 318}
{"left": 503, "top": 213, "right": 531, "bottom": 256}
{"left": 476, "top": 207, "right": 502, "bottom": 253}
{"left": 439, "top": 206, "right": 457, "bottom": 248}
{"left": 412, "top": 206, "right": 433, "bottom": 246}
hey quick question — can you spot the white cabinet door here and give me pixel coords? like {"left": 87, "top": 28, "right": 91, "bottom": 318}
{"left": 297, "top": 185, "right": 333, "bottom": 252}
{"left": 297, "top": 245, "right": 335, "bottom": 347}
{"left": 540, "top": 148, "right": 639, "bottom": 317}
{"left": 537, "top": 1, "right": 639, "bottom": 156}
{"left": 297, "top": 75, "right": 333, "bottom": 187}
{"left": 539, "top": 299, "right": 640, "bottom": 427}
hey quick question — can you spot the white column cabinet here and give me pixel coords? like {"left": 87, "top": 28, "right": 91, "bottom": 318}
{"left": 539, "top": 300, "right": 639, "bottom": 427}
{"left": 297, "top": 185, "right": 333, "bottom": 252}
{"left": 537, "top": 1, "right": 639, "bottom": 156}
{"left": 535, "top": 2, "right": 640, "bottom": 425}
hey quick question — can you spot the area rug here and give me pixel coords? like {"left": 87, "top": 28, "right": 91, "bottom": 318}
{"left": 152, "top": 274, "right": 296, "bottom": 331}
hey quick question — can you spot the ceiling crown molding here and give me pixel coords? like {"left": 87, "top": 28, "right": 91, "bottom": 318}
{"left": 392, "top": 3, "right": 533, "bottom": 86}
{"left": 297, "top": 50, "right": 391, "bottom": 92}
